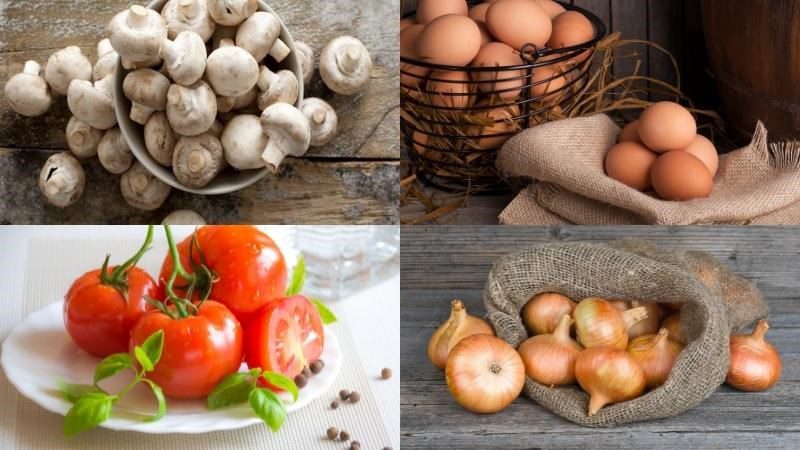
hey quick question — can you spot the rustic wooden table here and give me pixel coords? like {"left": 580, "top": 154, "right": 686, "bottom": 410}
{"left": 401, "top": 226, "right": 800, "bottom": 448}
{"left": 0, "top": 0, "right": 399, "bottom": 224}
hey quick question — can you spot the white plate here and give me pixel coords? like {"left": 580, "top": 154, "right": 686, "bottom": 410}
{"left": 0, "top": 302, "right": 342, "bottom": 434}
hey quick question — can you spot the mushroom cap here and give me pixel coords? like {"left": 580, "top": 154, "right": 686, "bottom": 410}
{"left": 221, "top": 114, "right": 268, "bottom": 170}
{"left": 232, "top": 86, "right": 258, "bottom": 110}
{"left": 121, "top": 162, "right": 172, "bottom": 211}
{"left": 162, "top": 0, "right": 216, "bottom": 41}
{"left": 235, "top": 11, "right": 282, "bottom": 62}
{"left": 260, "top": 103, "right": 310, "bottom": 170}
{"left": 206, "top": 44, "right": 259, "bottom": 97}
{"left": 4, "top": 61, "right": 52, "bottom": 117}
{"left": 123, "top": 68, "right": 171, "bottom": 109}
{"left": 294, "top": 40, "right": 315, "bottom": 85}
{"left": 66, "top": 116, "right": 104, "bottom": 159}
{"left": 300, "top": 97, "right": 338, "bottom": 147}
{"left": 38, "top": 152, "right": 85, "bottom": 208}
{"left": 44, "top": 46, "right": 93, "bottom": 96}
{"left": 161, "top": 209, "right": 206, "bottom": 225}
{"left": 108, "top": 5, "right": 167, "bottom": 63}
{"left": 97, "top": 127, "right": 133, "bottom": 174}
{"left": 319, "top": 36, "right": 372, "bottom": 95}
{"left": 166, "top": 81, "right": 217, "bottom": 136}
{"left": 144, "top": 111, "right": 177, "bottom": 166}
{"left": 67, "top": 78, "right": 117, "bottom": 130}
{"left": 93, "top": 51, "right": 119, "bottom": 81}
{"left": 207, "top": 0, "right": 257, "bottom": 26}
{"left": 97, "top": 39, "right": 115, "bottom": 58}
{"left": 256, "top": 68, "right": 299, "bottom": 110}
{"left": 172, "top": 133, "right": 224, "bottom": 188}
{"left": 161, "top": 30, "right": 207, "bottom": 85}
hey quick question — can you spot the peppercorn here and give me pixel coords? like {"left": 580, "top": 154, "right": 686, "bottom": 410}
{"left": 294, "top": 374, "right": 307, "bottom": 388}
{"left": 340, "top": 430, "right": 350, "bottom": 441}
{"left": 310, "top": 359, "right": 325, "bottom": 374}
{"left": 330, "top": 400, "right": 339, "bottom": 409}
{"left": 339, "top": 389, "right": 350, "bottom": 400}
{"left": 302, "top": 365, "right": 312, "bottom": 378}
{"left": 381, "top": 368, "right": 392, "bottom": 379}
{"left": 326, "top": 427, "right": 338, "bottom": 440}
{"left": 348, "top": 391, "right": 361, "bottom": 403}
{"left": 349, "top": 441, "right": 361, "bottom": 450}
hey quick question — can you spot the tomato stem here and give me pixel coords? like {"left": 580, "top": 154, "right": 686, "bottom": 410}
{"left": 99, "top": 225, "right": 154, "bottom": 298}
{"left": 163, "top": 225, "right": 198, "bottom": 319}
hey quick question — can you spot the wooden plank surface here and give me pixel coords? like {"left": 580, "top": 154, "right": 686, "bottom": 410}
{"left": 401, "top": 226, "right": 800, "bottom": 448}
{"left": 0, "top": 0, "right": 399, "bottom": 223}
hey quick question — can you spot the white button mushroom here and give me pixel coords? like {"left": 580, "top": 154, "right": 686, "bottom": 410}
{"left": 144, "top": 112, "right": 177, "bottom": 166}
{"left": 206, "top": 39, "right": 259, "bottom": 97}
{"left": 39, "top": 152, "right": 85, "bottom": 208}
{"left": 44, "top": 47, "right": 93, "bottom": 96}
{"left": 255, "top": 66, "right": 299, "bottom": 110}
{"left": 235, "top": 11, "right": 291, "bottom": 63}
{"left": 172, "top": 132, "right": 225, "bottom": 188}
{"left": 121, "top": 55, "right": 162, "bottom": 70}
{"left": 67, "top": 76, "right": 117, "bottom": 130}
{"left": 108, "top": 5, "right": 167, "bottom": 64}
{"left": 121, "top": 162, "right": 172, "bottom": 211}
{"left": 93, "top": 39, "right": 120, "bottom": 81}
{"left": 123, "top": 68, "right": 171, "bottom": 124}
{"left": 4, "top": 60, "right": 52, "bottom": 117}
{"left": 210, "top": 25, "right": 237, "bottom": 50}
{"left": 294, "top": 40, "right": 315, "bottom": 85}
{"left": 161, "top": 209, "right": 206, "bottom": 225}
{"left": 162, "top": 0, "right": 216, "bottom": 42}
{"left": 259, "top": 103, "right": 311, "bottom": 171}
{"left": 66, "top": 117, "right": 104, "bottom": 159}
{"left": 207, "top": 0, "right": 257, "bottom": 27}
{"left": 166, "top": 81, "right": 217, "bottom": 136}
{"left": 319, "top": 36, "right": 372, "bottom": 95}
{"left": 161, "top": 30, "right": 207, "bottom": 85}
{"left": 98, "top": 127, "right": 134, "bottom": 174}
{"left": 221, "top": 114, "right": 268, "bottom": 170}
{"left": 300, "top": 98, "right": 338, "bottom": 147}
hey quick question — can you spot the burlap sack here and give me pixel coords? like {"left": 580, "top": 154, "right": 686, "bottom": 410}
{"left": 496, "top": 114, "right": 800, "bottom": 224}
{"left": 483, "top": 241, "right": 768, "bottom": 426}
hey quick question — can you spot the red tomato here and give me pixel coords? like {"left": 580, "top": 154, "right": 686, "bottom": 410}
{"left": 64, "top": 266, "right": 158, "bottom": 358}
{"left": 130, "top": 301, "right": 243, "bottom": 399}
{"left": 244, "top": 295, "right": 325, "bottom": 382}
{"left": 158, "top": 226, "right": 288, "bottom": 322}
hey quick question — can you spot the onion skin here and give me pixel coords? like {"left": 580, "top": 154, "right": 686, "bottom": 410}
{"left": 574, "top": 298, "right": 648, "bottom": 349}
{"left": 627, "top": 301, "right": 662, "bottom": 339}
{"left": 428, "top": 299, "right": 495, "bottom": 369}
{"left": 575, "top": 346, "right": 646, "bottom": 416}
{"left": 445, "top": 334, "right": 526, "bottom": 414}
{"left": 726, "top": 320, "right": 782, "bottom": 392}
{"left": 522, "top": 292, "right": 576, "bottom": 335}
{"left": 661, "top": 313, "right": 684, "bottom": 344}
{"left": 627, "top": 328, "right": 684, "bottom": 389}
{"left": 608, "top": 300, "right": 630, "bottom": 312}
{"left": 518, "top": 314, "right": 583, "bottom": 386}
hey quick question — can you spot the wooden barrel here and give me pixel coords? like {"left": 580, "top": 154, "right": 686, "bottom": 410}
{"left": 702, "top": 0, "right": 800, "bottom": 140}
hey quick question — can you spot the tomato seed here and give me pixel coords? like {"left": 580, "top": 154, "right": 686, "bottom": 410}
{"left": 340, "top": 430, "right": 350, "bottom": 441}
{"left": 294, "top": 374, "right": 307, "bottom": 388}
{"left": 310, "top": 359, "right": 325, "bottom": 374}
{"left": 348, "top": 391, "right": 361, "bottom": 403}
{"left": 330, "top": 400, "right": 339, "bottom": 409}
{"left": 326, "top": 427, "right": 338, "bottom": 439}
{"left": 339, "top": 389, "right": 350, "bottom": 400}
{"left": 381, "top": 368, "right": 392, "bottom": 379}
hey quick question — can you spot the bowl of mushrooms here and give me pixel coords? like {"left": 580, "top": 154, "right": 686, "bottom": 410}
{"left": 109, "top": 0, "right": 304, "bottom": 195}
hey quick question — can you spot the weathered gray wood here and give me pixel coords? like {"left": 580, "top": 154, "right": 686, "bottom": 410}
{"left": 401, "top": 226, "right": 800, "bottom": 448}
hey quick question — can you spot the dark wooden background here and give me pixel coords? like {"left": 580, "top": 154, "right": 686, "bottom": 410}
{"left": 401, "top": 226, "right": 800, "bottom": 448}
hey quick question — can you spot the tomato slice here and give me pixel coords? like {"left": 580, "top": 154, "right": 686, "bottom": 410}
{"left": 245, "top": 295, "right": 324, "bottom": 381}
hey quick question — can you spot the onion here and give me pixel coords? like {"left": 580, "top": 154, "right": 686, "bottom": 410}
{"left": 445, "top": 334, "right": 525, "bottom": 414}
{"left": 575, "top": 346, "right": 646, "bottom": 416}
{"left": 608, "top": 300, "right": 630, "bottom": 312}
{"left": 627, "top": 328, "right": 684, "bottom": 388}
{"left": 517, "top": 314, "right": 583, "bottom": 386}
{"left": 574, "top": 298, "right": 648, "bottom": 349}
{"left": 726, "top": 319, "right": 782, "bottom": 392}
{"left": 428, "top": 299, "right": 495, "bottom": 369}
{"left": 661, "top": 313, "right": 684, "bottom": 344}
{"left": 522, "top": 292, "right": 576, "bottom": 335}
{"left": 627, "top": 301, "right": 662, "bottom": 339}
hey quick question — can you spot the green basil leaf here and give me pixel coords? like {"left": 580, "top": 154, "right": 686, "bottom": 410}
{"left": 249, "top": 388, "right": 287, "bottom": 433}
{"left": 261, "top": 372, "right": 299, "bottom": 403}
{"left": 93, "top": 353, "right": 133, "bottom": 386}
{"left": 311, "top": 298, "right": 337, "bottom": 325}
{"left": 285, "top": 254, "right": 306, "bottom": 296}
{"left": 63, "top": 392, "right": 115, "bottom": 437}
{"left": 134, "top": 347, "right": 154, "bottom": 372}
{"left": 57, "top": 379, "right": 101, "bottom": 404}
{"left": 140, "top": 379, "right": 167, "bottom": 423}
{"left": 139, "top": 329, "right": 165, "bottom": 368}
{"left": 208, "top": 372, "right": 255, "bottom": 410}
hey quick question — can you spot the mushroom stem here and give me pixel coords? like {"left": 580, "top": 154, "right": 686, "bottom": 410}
{"left": 46, "top": 174, "right": 69, "bottom": 196}
{"left": 257, "top": 66, "right": 278, "bottom": 91}
{"left": 127, "top": 5, "right": 149, "bottom": 29}
{"left": 23, "top": 60, "right": 41, "bottom": 75}
{"left": 268, "top": 39, "right": 290, "bottom": 62}
{"left": 187, "top": 150, "right": 207, "bottom": 173}
{"left": 311, "top": 109, "right": 326, "bottom": 125}
{"left": 338, "top": 45, "right": 362, "bottom": 74}
{"left": 131, "top": 172, "right": 150, "bottom": 192}
{"left": 261, "top": 140, "right": 290, "bottom": 172}
{"left": 130, "top": 104, "right": 156, "bottom": 124}
{"left": 218, "top": 38, "right": 234, "bottom": 48}
{"left": 178, "top": 0, "right": 200, "bottom": 19}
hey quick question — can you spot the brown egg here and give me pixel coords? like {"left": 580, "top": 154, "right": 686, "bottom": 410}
{"left": 651, "top": 151, "right": 713, "bottom": 201}
{"left": 470, "top": 101, "right": 521, "bottom": 149}
{"left": 618, "top": 120, "right": 643, "bottom": 144}
{"left": 605, "top": 142, "right": 658, "bottom": 191}
{"left": 401, "top": 25, "right": 432, "bottom": 89}
{"left": 471, "top": 42, "right": 524, "bottom": 100}
{"left": 547, "top": 11, "right": 594, "bottom": 64}
{"left": 400, "top": 17, "right": 417, "bottom": 31}
{"left": 469, "top": 3, "right": 491, "bottom": 23}
{"left": 417, "top": 0, "right": 469, "bottom": 24}
{"left": 638, "top": 102, "right": 697, "bottom": 152}
{"left": 476, "top": 21, "right": 494, "bottom": 46}
{"left": 416, "top": 15, "right": 483, "bottom": 66}
{"left": 486, "top": 0, "right": 552, "bottom": 50}
{"left": 427, "top": 70, "right": 471, "bottom": 108}
{"left": 683, "top": 134, "right": 719, "bottom": 177}
{"left": 535, "top": 0, "right": 567, "bottom": 19}
{"left": 530, "top": 68, "right": 568, "bottom": 103}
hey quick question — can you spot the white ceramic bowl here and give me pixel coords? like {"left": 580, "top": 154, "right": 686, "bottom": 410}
{"left": 114, "top": 0, "right": 304, "bottom": 195}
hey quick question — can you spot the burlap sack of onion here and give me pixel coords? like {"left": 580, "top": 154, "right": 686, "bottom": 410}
{"left": 427, "top": 240, "right": 781, "bottom": 426}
